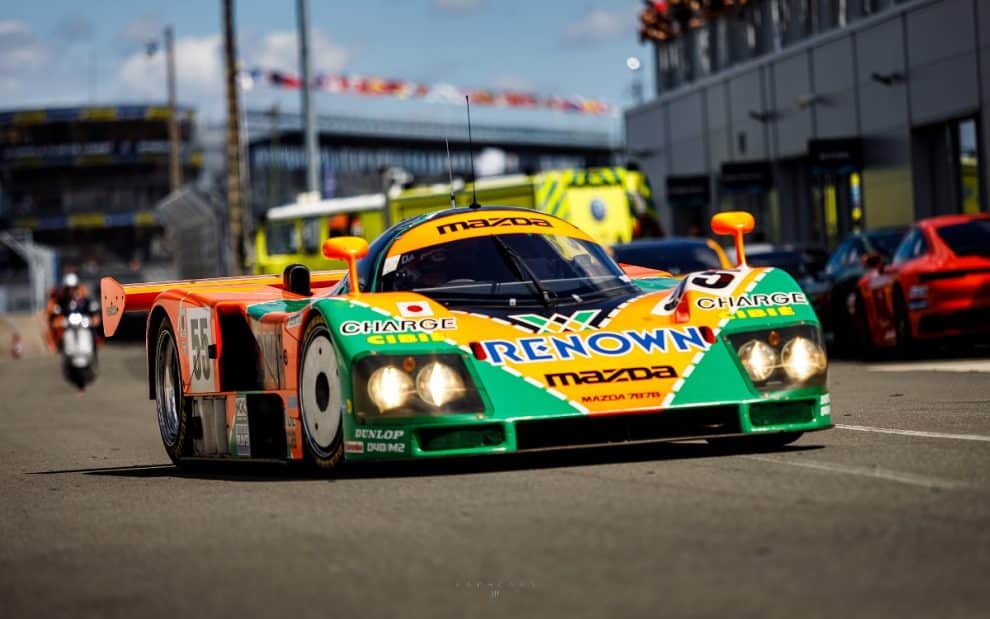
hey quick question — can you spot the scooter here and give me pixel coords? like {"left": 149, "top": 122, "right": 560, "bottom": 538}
{"left": 61, "top": 307, "right": 98, "bottom": 390}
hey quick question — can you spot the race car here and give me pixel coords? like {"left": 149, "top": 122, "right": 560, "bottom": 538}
{"left": 101, "top": 206, "right": 832, "bottom": 471}
{"left": 854, "top": 213, "right": 990, "bottom": 355}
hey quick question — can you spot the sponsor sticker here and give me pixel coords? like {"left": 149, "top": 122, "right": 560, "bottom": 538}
{"left": 480, "top": 326, "right": 708, "bottom": 364}
{"left": 694, "top": 292, "right": 808, "bottom": 311}
{"left": 732, "top": 306, "right": 797, "bottom": 319}
{"left": 397, "top": 301, "right": 433, "bottom": 317}
{"left": 367, "top": 332, "right": 445, "bottom": 345}
{"left": 234, "top": 396, "right": 250, "bottom": 457}
{"left": 436, "top": 216, "right": 552, "bottom": 235}
{"left": 340, "top": 317, "right": 456, "bottom": 335}
{"left": 544, "top": 365, "right": 677, "bottom": 387}
{"left": 345, "top": 440, "right": 365, "bottom": 454}
{"left": 510, "top": 309, "right": 600, "bottom": 334}
{"left": 581, "top": 390, "right": 663, "bottom": 404}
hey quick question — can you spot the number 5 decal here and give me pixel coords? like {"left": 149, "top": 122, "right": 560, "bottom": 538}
{"left": 185, "top": 307, "right": 214, "bottom": 392}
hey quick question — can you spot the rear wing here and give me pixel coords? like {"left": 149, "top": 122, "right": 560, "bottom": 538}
{"left": 100, "top": 270, "right": 346, "bottom": 337}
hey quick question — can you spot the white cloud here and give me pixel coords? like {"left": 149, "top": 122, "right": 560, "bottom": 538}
{"left": 433, "top": 0, "right": 483, "bottom": 12}
{"left": 563, "top": 8, "right": 631, "bottom": 45}
{"left": 252, "top": 28, "right": 350, "bottom": 74}
{"left": 117, "top": 33, "right": 224, "bottom": 103}
{"left": 113, "top": 27, "right": 350, "bottom": 113}
{"left": 0, "top": 20, "right": 51, "bottom": 74}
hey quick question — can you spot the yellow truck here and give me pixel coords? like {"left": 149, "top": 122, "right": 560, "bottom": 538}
{"left": 251, "top": 166, "right": 656, "bottom": 275}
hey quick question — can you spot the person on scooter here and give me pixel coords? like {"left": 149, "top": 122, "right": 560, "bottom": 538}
{"left": 47, "top": 273, "right": 99, "bottom": 350}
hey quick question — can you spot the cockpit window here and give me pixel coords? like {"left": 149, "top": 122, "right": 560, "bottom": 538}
{"left": 378, "top": 233, "right": 636, "bottom": 308}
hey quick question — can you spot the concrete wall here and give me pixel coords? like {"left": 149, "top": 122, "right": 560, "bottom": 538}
{"left": 625, "top": 0, "right": 989, "bottom": 242}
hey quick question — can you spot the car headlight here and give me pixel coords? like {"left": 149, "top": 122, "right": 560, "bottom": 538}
{"left": 781, "top": 336, "right": 826, "bottom": 382}
{"left": 727, "top": 325, "right": 827, "bottom": 392}
{"left": 416, "top": 361, "right": 466, "bottom": 407}
{"left": 353, "top": 354, "right": 484, "bottom": 417}
{"left": 367, "top": 366, "right": 414, "bottom": 412}
{"left": 737, "top": 339, "right": 778, "bottom": 383}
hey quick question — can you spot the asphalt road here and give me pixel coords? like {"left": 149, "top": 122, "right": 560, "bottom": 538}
{"left": 2, "top": 344, "right": 990, "bottom": 619}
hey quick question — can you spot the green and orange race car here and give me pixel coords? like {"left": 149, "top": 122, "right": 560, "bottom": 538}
{"left": 101, "top": 206, "right": 832, "bottom": 472}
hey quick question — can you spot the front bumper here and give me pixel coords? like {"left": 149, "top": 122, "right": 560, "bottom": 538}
{"left": 342, "top": 392, "right": 832, "bottom": 461}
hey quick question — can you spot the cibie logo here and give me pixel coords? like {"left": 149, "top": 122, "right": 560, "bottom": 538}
{"left": 436, "top": 216, "right": 552, "bottom": 235}
{"left": 480, "top": 326, "right": 708, "bottom": 364}
{"left": 545, "top": 365, "right": 677, "bottom": 387}
{"left": 510, "top": 309, "right": 600, "bottom": 334}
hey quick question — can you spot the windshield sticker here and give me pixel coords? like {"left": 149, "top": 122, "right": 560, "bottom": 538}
{"left": 382, "top": 255, "right": 400, "bottom": 275}
{"left": 436, "top": 216, "right": 552, "bottom": 235}
{"left": 480, "top": 326, "right": 708, "bottom": 364}
{"left": 510, "top": 309, "right": 601, "bottom": 334}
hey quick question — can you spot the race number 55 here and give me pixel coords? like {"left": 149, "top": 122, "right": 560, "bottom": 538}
{"left": 185, "top": 307, "right": 214, "bottom": 392}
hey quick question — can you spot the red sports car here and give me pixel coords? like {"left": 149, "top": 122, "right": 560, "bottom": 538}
{"left": 855, "top": 213, "right": 990, "bottom": 354}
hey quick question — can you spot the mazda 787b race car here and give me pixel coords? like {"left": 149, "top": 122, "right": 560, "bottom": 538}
{"left": 101, "top": 206, "right": 832, "bottom": 471}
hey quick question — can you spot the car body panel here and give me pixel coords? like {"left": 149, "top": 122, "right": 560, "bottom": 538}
{"left": 103, "top": 207, "right": 831, "bottom": 464}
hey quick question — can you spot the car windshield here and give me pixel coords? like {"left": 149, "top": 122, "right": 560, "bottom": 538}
{"left": 936, "top": 219, "right": 990, "bottom": 257}
{"left": 378, "top": 233, "right": 637, "bottom": 308}
{"left": 865, "top": 230, "right": 905, "bottom": 258}
{"left": 265, "top": 221, "right": 298, "bottom": 255}
{"left": 612, "top": 242, "right": 722, "bottom": 275}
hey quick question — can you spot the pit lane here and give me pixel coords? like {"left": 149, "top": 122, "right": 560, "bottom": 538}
{"left": 1, "top": 344, "right": 989, "bottom": 618}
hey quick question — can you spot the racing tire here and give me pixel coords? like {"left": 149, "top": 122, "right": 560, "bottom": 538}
{"left": 297, "top": 317, "right": 345, "bottom": 473}
{"left": 154, "top": 319, "right": 194, "bottom": 464}
{"left": 707, "top": 432, "right": 803, "bottom": 452}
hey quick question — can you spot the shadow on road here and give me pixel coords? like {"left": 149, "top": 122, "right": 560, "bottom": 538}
{"left": 29, "top": 440, "right": 825, "bottom": 482}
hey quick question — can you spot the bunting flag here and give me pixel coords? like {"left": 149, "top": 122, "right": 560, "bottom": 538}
{"left": 241, "top": 67, "right": 613, "bottom": 116}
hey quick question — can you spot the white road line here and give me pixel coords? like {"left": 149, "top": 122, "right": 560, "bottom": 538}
{"left": 836, "top": 424, "right": 990, "bottom": 443}
{"left": 745, "top": 455, "right": 967, "bottom": 490}
{"left": 867, "top": 360, "right": 990, "bottom": 373}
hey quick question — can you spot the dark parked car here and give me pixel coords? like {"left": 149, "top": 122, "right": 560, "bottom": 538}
{"left": 612, "top": 238, "right": 731, "bottom": 275}
{"left": 814, "top": 228, "right": 906, "bottom": 353}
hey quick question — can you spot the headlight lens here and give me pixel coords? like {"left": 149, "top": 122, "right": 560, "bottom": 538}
{"left": 353, "top": 354, "right": 484, "bottom": 417}
{"left": 367, "top": 366, "right": 414, "bottom": 412}
{"left": 416, "top": 361, "right": 466, "bottom": 407}
{"left": 781, "top": 336, "right": 826, "bottom": 382}
{"left": 727, "top": 325, "right": 827, "bottom": 392}
{"left": 737, "top": 339, "right": 778, "bottom": 383}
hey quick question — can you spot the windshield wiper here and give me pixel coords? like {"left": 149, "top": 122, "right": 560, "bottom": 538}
{"left": 490, "top": 236, "right": 557, "bottom": 311}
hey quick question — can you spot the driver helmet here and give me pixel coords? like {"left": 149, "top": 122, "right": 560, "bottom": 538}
{"left": 62, "top": 273, "right": 80, "bottom": 289}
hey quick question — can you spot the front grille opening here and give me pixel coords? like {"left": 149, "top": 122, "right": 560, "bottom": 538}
{"left": 514, "top": 407, "right": 741, "bottom": 451}
{"left": 417, "top": 424, "right": 506, "bottom": 452}
{"left": 748, "top": 400, "right": 815, "bottom": 427}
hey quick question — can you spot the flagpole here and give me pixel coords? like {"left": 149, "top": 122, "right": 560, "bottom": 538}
{"left": 297, "top": 0, "right": 319, "bottom": 197}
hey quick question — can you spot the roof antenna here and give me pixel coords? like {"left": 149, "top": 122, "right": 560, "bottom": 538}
{"left": 465, "top": 95, "right": 480, "bottom": 208}
{"left": 444, "top": 135, "right": 456, "bottom": 208}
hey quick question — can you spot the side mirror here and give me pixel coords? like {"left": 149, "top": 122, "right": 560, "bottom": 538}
{"left": 862, "top": 252, "right": 885, "bottom": 271}
{"left": 710, "top": 211, "right": 755, "bottom": 267}
{"left": 323, "top": 236, "right": 369, "bottom": 296}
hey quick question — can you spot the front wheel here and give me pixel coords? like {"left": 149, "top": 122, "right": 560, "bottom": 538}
{"left": 297, "top": 317, "right": 345, "bottom": 472}
{"left": 154, "top": 319, "right": 193, "bottom": 464}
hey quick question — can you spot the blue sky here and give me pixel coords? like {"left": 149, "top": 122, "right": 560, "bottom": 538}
{"left": 0, "top": 0, "right": 650, "bottom": 134}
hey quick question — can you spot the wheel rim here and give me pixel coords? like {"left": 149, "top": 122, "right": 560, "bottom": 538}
{"left": 300, "top": 331, "right": 341, "bottom": 458}
{"left": 156, "top": 329, "right": 180, "bottom": 446}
